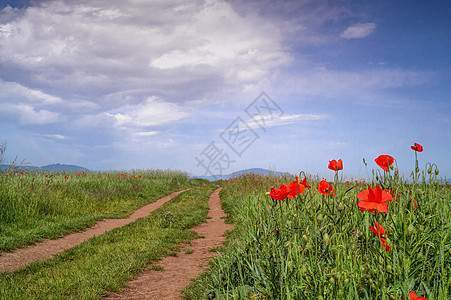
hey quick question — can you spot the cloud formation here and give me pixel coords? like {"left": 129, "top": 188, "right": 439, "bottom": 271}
{"left": 341, "top": 22, "right": 376, "bottom": 39}
{"left": 0, "top": 0, "right": 291, "bottom": 140}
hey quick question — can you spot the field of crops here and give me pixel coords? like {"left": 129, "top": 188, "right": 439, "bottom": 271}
{"left": 185, "top": 150, "right": 450, "bottom": 299}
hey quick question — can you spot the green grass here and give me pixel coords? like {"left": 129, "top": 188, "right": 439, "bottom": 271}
{"left": 0, "top": 169, "right": 206, "bottom": 252}
{"left": 183, "top": 172, "right": 451, "bottom": 300}
{"left": 0, "top": 183, "right": 217, "bottom": 299}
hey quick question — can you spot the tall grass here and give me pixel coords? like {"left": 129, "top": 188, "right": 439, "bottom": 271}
{"left": 0, "top": 169, "right": 203, "bottom": 252}
{"left": 185, "top": 172, "right": 450, "bottom": 299}
{"left": 0, "top": 183, "right": 217, "bottom": 299}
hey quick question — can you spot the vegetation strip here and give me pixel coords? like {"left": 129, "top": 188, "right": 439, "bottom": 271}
{"left": 0, "top": 189, "right": 189, "bottom": 273}
{"left": 0, "top": 170, "right": 197, "bottom": 253}
{"left": 0, "top": 183, "right": 215, "bottom": 299}
{"left": 105, "top": 187, "right": 232, "bottom": 299}
{"left": 185, "top": 172, "right": 450, "bottom": 299}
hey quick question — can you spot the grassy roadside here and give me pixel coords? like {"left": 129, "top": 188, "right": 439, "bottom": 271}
{"left": 0, "top": 170, "right": 204, "bottom": 252}
{"left": 0, "top": 183, "right": 217, "bottom": 299}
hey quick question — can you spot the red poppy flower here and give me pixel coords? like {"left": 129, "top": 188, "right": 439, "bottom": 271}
{"left": 408, "top": 292, "right": 427, "bottom": 300}
{"left": 297, "top": 176, "right": 311, "bottom": 189}
{"left": 369, "top": 222, "right": 390, "bottom": 251}
{"left": 411, "top": 143, "right": 423, "bottom": 152}
{"left": 270, "top": 181, "right": 305, "bottom": 201}
{"left": 357, "top": 185, "right": 393, "bottom": 213}
{"left": 328, "top": 159, "right": 343, "bottom": 171}
{"left": 317, "top": 180, "right": 336, "bottom": 197}
{"left": 270, "top": 184, "right": 289, "bottom": 200}
{"left": 410, "top": 197, "right": 418, "bottom": 210}
{"left": 375, "top": 155, "right": 394, "bottom": 172}
{"left": 286, "top": 181, "right": 305, "bottom": 199}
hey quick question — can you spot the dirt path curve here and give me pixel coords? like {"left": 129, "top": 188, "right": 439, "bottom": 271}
{"left": 0, "top": 189, "right": 190, "bottom": 273}
{"left": 104, "top": 187, "right": 232, "bottom": 300}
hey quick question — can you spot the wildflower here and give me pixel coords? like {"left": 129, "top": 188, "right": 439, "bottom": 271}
{"left": 375, "top": 155, "right": 394, "bottom": 172}
{"left": 317, "top": 180, "right": 336, "bottom": 197}
{"left": 270, "top": 184, "right": 289, "bottom": 200}
{"left": 410, "top": 197, "right": 418, "bottom": 210}
{"left": 270, "top": 181, "right": 305, "bottom": 200}
{"left": 369, "top": 222, "right": 390, "bottom": 251}
{"left": 286, "top": 181, "right": 305, "bottom": 199}
{"left": 298, "top": 176, "right": 311, "bottom": 189}
{"left": 408, "top": 292, "right": 427, "bottom": 300}
{"left": 328, "top": 159, "right": 343, "bottom": 171}
{"left": 411, "top": 143, "right": 423, "bottom": 152}
{"left": 357, "top": 185, "right": 393, "bottom": 213}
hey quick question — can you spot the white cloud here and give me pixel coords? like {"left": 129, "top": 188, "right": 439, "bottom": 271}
{"left": 0, "top": 103, "right": 61, "bottom": 125}
{"left": 281, "top": 67, "right": 431, "bottom": 99}
{"left": 341, "top": 23, "right": 376, "bottom": 39}
{"left": 247, "top": 113, "right": 329, "bottom": 129}
{"left": 135, "top": 131, "right": 158, "bottom": 137}
{"left": 0, "top": 0, "right": 290, "bottom": 101}
{"left": 0, "top": 80, "right": 63, "bottom": 104}
{"left": 35, "top": 133, "right": 68, "bottom": 140}
{"left": 105, "top": 96, "right": 189, "bottom": 129}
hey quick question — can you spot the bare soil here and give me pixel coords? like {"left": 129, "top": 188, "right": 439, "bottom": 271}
{"left": 0, "top": 189, "right": 189, "bottom": 273}
{"left": 104, "top": 187, "right": 232, "bottom": 300}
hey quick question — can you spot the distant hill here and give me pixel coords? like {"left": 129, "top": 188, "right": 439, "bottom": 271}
{"left": 192, "top": 168, "right": 293, "bottom": 181}
{"left": 1, "top": 163, "right": 90, "bottom": 172}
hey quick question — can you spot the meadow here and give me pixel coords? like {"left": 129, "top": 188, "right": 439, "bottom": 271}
{"left": 0, "top": 167, "right": 215, "bottom": 298}
{"left": 185, "top": 149, "right": 450, "bottom": 299}
{"left": 0, "top": 143, "right": 449, "bottom": 299}
{"left": 0, "top": 168, "right": 203, "bottom": 252}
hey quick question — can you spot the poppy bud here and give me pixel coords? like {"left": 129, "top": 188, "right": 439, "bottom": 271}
{"left": 389, "top": 164, "right": 394, "bottom": 170}
{"left": 387, "top": 264, "right": 392, "bottom": 273}
{"left": 434, "top": 179, "right": 438, "bottom": 185}
{"left": 338, "top": 202, "right": 344, "bottom": 211}
{"left": 435, "top": 168, "right": 439, "bottom": 175}
{"left": 376, "top": 175, "right": 379, "bottom": 181}
{"left": 302, "top": 235, "right": 308, "bottom": 242}
{"left": 415, "top": 167, "right": 420, "bottom": 173}
{"left": 407, "top": 224, "right": 414, "bottom": 236}
{"left": 427, "top": 168, "right": 432, "bottom": 174}
{"left": 323, "top": 233, "right": 330, "bottom": 247}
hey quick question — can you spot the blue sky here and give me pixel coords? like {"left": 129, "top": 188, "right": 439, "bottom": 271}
{"left": 0, "top": 0, "right": 450, "bottom": 180}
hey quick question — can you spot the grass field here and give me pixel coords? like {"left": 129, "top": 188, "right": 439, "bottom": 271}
{"left": 1, "top": 148, "right": 450, "bottom": 299}
{"left": 0, "top": 168, "right": 203, "bottom": 253}
{"left": 0, "top": 174, "right": 216, "bottom": 299}
{"left": 184, "top": 158, "right": 450, "bottom": 299}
